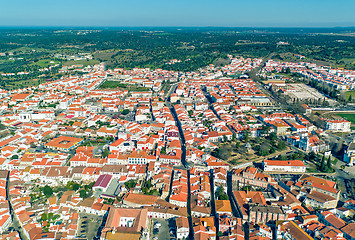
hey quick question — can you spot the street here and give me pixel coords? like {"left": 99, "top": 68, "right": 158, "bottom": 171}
{"left": 6, "top": 174, "right": 29, "bottom": 240}
{"left": 165, "top": 83, "right": 194, "bottom": 239}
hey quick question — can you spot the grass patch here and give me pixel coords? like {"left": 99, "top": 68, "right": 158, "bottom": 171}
{"left": 341, "top": 58, "right": 355, "bottom": 64}
{"left": 63, "top": 59, "right": 100, "bottom": 67}
{"left": 307, "top": 167, "right": 317, "bottom": 173}
{"left": 94, "top": 50, "right": 118, "bottom": 61}
{"left": 99, "top": 81, "right": 128, "bottom": 89}
{"left": 31, "top": 59, "right": 59, "bottom": 68}
{"left": 345, "top": 91, "right": 355, "bottom": 101}
{"left": 99, "top": 80, "right": 151, "bottom": 91}
{"left": 4, "top": 79, "right": 42, "bottom": 90}
{"left": 336, "top": 113, "right": 355, "bottom": 125}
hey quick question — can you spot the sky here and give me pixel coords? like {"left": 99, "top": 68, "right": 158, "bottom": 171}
{"left": 0, "top": 0, "right": 354, "bottom": 27}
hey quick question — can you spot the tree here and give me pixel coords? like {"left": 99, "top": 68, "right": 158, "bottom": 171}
{"left": 73, "top": 183, "right": 80, "bottom": 191}
{"left": 102, "top": 148, "right": 110, "bottom": 158}
{"left": 125, "top": 180, "right": 137, "bottom": 190}
{"left": 79, "top": 189, "right": 88, "bottom": 199}
{"left": 84, "top": 182, "right": 95, "bottom": 191}
{"left": 268, "top": 132, "right": 277, "bottom": 141}
{"left": 160, "top": 146, "right": 166, "bottom": 154}
{"left": 320, "top": 155, "right": 326, "bottom": 172}
{"left": 307, "top": 151, "right": 316, "bottom": 161}
{"left": 211, "top": 145, "right": 231, "bottom": 161}
{"left": 216, "top": 186, "right": 229, "bottom": 200}
{"left": 146, "top": 179, "right": 152, "bottom": 189}
{"left": 327, "top": 155, "right": 332, "bottom": 169}
{"left": 107, "top": 136, "right": 114, "bottom": 142}
{"left": 277, "top": 141, "right": 286, "bottom": 150}
{"left": 260, "top": 149, "right": 269, "bottom": 156}
{"left": 41, "top": 213, "right": 48, "bottom": 222}
{"left": 232, "top": 133, "right": 236, "bottom": 142}
{"left": 122, "top": 109, "right": 130, "bottom": 115}
{"left": 66, "top": 181, "right": 74, "bottom": 190}
{"left": 43, "top": 185, "right": 53, "bottom": 198}
{"left": 242, "top": 185, "right": 252, "bottom": 191}
{"left": 243, "top": 129, "right": 250, "bottom": 142}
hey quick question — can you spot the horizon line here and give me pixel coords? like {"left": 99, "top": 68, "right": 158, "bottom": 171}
{"left": 0, "top": 25, "right": 354, "bottom": 29}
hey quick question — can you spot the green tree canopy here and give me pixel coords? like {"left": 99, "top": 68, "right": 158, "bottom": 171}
{"left": 43, "top": 185, "right": 53, "bottom": 198}
{"left": 122, "top": 109, "right": 130, "bottom": 115}
{"left": 216, "top": 186, "right": 229, "bottom": 200}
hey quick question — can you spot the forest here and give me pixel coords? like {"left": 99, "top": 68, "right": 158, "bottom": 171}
{"left": 0, "top": 27, "right": 355, "bottom": 89}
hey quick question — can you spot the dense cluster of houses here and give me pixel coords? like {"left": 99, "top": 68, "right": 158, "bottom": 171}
{"left": 262, "top": 60, "right": 355, "bottom": 90}
{"left": 0, "top": 57, "right": 351, "bottom": 240}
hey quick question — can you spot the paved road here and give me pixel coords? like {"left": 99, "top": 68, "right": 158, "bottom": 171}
{"left": 251, "top": 148, "right": 292, "bottom": 163}
{"left": 165, "top": 83, "right": 194, "bottom": 239}
{"left": 209, "top": 169, "right": 220, "bottom": 240}
{"left": 247, "top": 53, "right": 275, "bottom": 82}
{"left": 226, "top": 171, "right": 242, "bottom": 219}
{"left": 6, "top": 174, "right": 29, "bottom": 240}
{"left": 333, "top": 160, "right": 355, "bottom": 201}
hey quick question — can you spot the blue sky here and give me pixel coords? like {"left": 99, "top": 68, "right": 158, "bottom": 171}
{"left": 0, "top": 0, "right": 354, "bottom": 27}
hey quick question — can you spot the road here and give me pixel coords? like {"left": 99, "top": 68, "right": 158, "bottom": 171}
{"left": 247, "top": 53, "right": 275, "bottom": 83}
{"left": 288, "top": 139, "right": 355, "bottom": 200}
{"left": 201, "top": 87, "right": 239, "bottom": 140}
{"left": 226, "top": 171, "right": 242, "bottom": 219}
{"left": 209, "top": 169, "right": 220, "bottom": 240}
{"left": 165, "top": 83, "right": 194, "bottom": 239}
{"left": 251, "top": 148, "right": 292, "bottom": 163}
{"left": 333, "top": 160, "right": 355, "bottom": 201}
{"left": 165, "top": 83, "right": 178, "bottom": 101}
{"left": 166, "top": 169, "right": 175, "bottom": 202}
{"left": 6, "top": 173, "right": 29, "bottom": 240}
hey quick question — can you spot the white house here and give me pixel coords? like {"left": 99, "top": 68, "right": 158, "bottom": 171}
{"left": 263, "top": 160, "right": 306, "bottom": 173}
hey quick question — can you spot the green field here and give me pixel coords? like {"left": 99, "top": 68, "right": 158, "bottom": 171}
{"left": 341, "top": 58, "right": 355, "bottom": 64}
{"left": 336, "top": 113, "right": 355, "bottom": 125}
{"left": 4, "top": 79, "right": 42, "bottom": 90}
{"left": 99, "top": 80, "right": 151, "bottom": 92}
{"left": 63, "top": 59, "right": 100, "bottom": 67}
{"left": 99, "top": 81, "right": 127, "bottom": 89}
{"left": 31, "top": 59, "right": 59, "bottom": 68}
{"left": 344, "top": 91, "right": 355, "bottom": 101}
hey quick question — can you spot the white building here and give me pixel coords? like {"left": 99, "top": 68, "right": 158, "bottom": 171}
{"left": 343, "top": 139, "right": 355, "bottom": 166}
{"left": 323, "top": 119, "right": 351, "bottom": 132}
{"left": 176, "top": 217, "right": 189, "bottom": 240}
{"left": 263, "top": 160, "right": 306, "bottom": 173}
